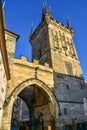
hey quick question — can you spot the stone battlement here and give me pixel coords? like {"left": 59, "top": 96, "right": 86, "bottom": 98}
{"left": 14, "top": 56, "right": 52, "bottom": 73}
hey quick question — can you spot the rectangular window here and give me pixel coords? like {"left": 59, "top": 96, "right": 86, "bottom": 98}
{"left": 64, "top": 108, "right": 67, "bottom": 115}
{"left": 66, "top": 62, "right": 72, "bottom": 75}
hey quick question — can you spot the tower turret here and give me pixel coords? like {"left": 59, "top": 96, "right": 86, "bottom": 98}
{"left": 42, "top": 1, "right": 53, "bottom": 21}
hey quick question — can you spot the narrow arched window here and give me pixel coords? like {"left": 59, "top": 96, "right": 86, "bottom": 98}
{"left": 66, "top": 62, "right": 72, "bottom": 75}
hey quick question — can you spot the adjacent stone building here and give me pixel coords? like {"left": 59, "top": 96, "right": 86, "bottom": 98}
{"left": 0, "top": 0, "right": 10, "bottom": 128}
{"left": 11, "top": 97, "right": 29, "bottom": 127}
{"left": 0, "top": 46, "right": 8, "bottom": 128}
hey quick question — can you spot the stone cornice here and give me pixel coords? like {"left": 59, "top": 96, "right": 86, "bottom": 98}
{"left": 30, "top": 21, "right": 46, "bottom": 43}
{"left": 5, "top": 29, "right": 20, "bottom": 40}
{"left": 14, "top": 58, "right": 53, "bottom": 73}
{"left": 48, "top": 18, "right": 74, "bottom": 36}
{"left": 30, "top": 17, "right": 74, "bottom": 43}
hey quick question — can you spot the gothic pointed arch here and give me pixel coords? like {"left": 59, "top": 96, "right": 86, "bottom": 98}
{"left": 1, "top": 78, "right": 59, "bottom": 130}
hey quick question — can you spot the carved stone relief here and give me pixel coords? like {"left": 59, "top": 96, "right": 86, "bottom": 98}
{"left": 53, "top": 35, "right": 59, "bottom": 48}
{"left": 68, "top": 39, "right": 76, "bottom": 57}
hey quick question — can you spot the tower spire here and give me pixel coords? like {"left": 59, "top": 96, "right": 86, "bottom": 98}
{"left": 30, "top": 20, "right": 34, "bottom": 37}
{"left": 42, "top": 0, "right": 53, "bottom": 21}
{"left": 66, "top": 17, "right": 71, "bottom": 28}
{"left": 3, "top": 0, "right": 6, "bottom": 8}
{"left": 42, "top": 0, "right": 47, "bottom": 18}
{"left": 43, "top": 0, "right": 47, "bottom": 9}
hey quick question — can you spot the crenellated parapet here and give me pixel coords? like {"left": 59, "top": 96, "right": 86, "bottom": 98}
{"left": 14, "top": 56, "right": 50, "bottom": 70}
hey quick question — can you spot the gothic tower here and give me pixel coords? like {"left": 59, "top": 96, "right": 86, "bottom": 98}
{"left": 30, "top": 3, "right": 82, "bottom": 77}
{"left": 30, "top": 3, "right": 87, "bottom": 130}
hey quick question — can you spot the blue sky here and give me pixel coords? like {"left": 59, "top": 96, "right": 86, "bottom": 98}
{"left": 3, "top": 0, "right": 87, "bottom": 81}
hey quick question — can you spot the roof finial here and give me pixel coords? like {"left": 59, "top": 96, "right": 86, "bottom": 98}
{"left": 66, "top": 17, "right": 71, "bottom": 28}
{"left": 42, "top": 1, "right": 47, "bottom": 21}
{"left": 42, "top": 1, "right": 53, "bottom": 21}
{"left": 42, "top": 0, "right": 47, "bottom": 14}
{"left": 49, "top": 6, "right": 52, "bottom": 14}
{"left": 43, "top": 0, "right": 47, "bottom": 7}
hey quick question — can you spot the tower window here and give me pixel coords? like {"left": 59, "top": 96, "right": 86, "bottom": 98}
{"left": 66, "top": 62, "right": 72, "bottom": 75}
{"left": 64, "top": 108, "right": 67, "bottom": 115}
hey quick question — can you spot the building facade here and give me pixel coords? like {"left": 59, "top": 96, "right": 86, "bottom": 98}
{"left": 11, "top": 97, "right": 22, "bottom": 126}
{"left": 11, "top": 97, "right": 29, "bottom": 127}
{"left": 0, "top": 0, "right": 10, "bottom": 127}
{"left": 0, "top": 49, "right": 7, "bottom": 128}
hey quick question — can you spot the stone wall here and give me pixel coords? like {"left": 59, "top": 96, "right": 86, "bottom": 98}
{"left": 59, "top": 102, "right": 85, "bottom": 124}
{"left": 48, "top": 22, "right": 83, "bottom": 77}
{"left": 1, "top": 29, "right": 57, "bottom": 130}
{"left": 30, "top": 12, "right": 87, "bottom": 130}
{"left": 30, "top": 24, "right": 52, "bottom": 67}
{"left": 53, "top": 72, "right": 87, "bottom": 129}
{"left": 5, "top": 30, "right": 19, "bottom": 68}
{"left": 35, "top": 104, "right": 51, "bottom": 127}
{"left": 53, "top": 72, "right": 86, "bottom": 102}
{"left": 1, "top": 56, "right": 57, "bottom": 130}
{"left": 0, "top": 50, "right": 7, "bottom": 128}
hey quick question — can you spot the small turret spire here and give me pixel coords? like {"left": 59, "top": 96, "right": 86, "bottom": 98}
{"left": 48, "top": 5, "right": 53, "bottom": 17}
{"left": 30, "top": 20, "right": 34, "bottom": 36}
{"left": 42, "top": 0, "right": 47, "bottom": 17}
{"left": 3, "top": 0, "right": 6, "bottom": 8}
{"left": 43, "top": 0, "right": 47, "bottom": 9}
{"left": 66, "top": 17, "right": 71, "bottom": 28}
{"left": 42, "top": 1, "right": 53, "bottom": 21}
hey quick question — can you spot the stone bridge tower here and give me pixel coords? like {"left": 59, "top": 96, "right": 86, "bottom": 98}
{"left": 30, "top": 3, "right": 82, "bottom": 76}
{"left": 30, "top": 3, "right": 87, "bottom": 129}
{"left": 1, "top": 2, "right": 87, "bottom": 130}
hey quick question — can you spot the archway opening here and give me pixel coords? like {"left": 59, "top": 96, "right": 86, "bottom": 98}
{"left": 11, "top": 85, "right": 55, "bottom": 130}
{"left": 11, "top": 97, "right": 29, "bottom": 129}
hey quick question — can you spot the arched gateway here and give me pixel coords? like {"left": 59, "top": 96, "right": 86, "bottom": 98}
{"left": 1, "top": 57, "right": 59, "bottom": 130}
